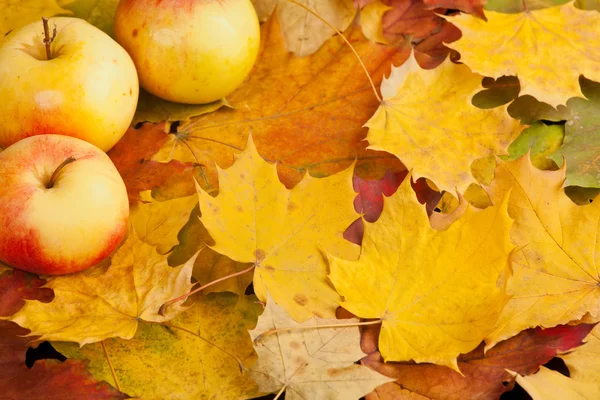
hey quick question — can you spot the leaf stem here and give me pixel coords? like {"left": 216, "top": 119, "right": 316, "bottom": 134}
{"left": 158, "top": 264, "right": 255, "bottom": 316}
{"left": 254, "top": 319, "right": 383, "bottom": 343}
{"left": 284, "top": 0, "right": 382, "bottom": 103}
{"left": 273, "top": 384, "right": 287, "bottom": 400}
{"left": 100, "top": 340, "right": 121, "bottom": 392}
{"left": 46, "top": 157, "right": 76, "bottom": 189}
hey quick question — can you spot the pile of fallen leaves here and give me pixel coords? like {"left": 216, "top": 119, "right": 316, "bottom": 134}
{"left": 2, "top": 0, "right": 600, "bottom": 399}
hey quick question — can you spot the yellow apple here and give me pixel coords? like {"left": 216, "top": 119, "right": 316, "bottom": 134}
{"left": 0, "top": 17, "right": 139, "bottom": 152}
{"left": 0, "top": 135, "right": 129, "bottom": 275}
{"left": 114, "top": 0, "right": 260, "bottom": 104}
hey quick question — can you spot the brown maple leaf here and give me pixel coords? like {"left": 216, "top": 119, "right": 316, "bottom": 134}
{"left": 360, "top": 322, "right": 595, "bottom": 399}
{"left": 107, "top": 123, "right": 197, "bottom": 202}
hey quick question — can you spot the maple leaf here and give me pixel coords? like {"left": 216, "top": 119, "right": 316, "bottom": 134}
{"left": 107, "top": 123, "right": 196, "bottom": 202}
{"left": 151, "top": 14, "right": 408, "bottom": 190}
{"left": 328, "top": 173, "right": 514, "bottom": 369}
{"left": 249, "top": 295, "right": 393, "bottom": 399}
{"left": 132, "top": 90, "right": 231, "bottom": 125}
{"left": 58, "top": 0, "right": 118, "bottom": 35}
{"left": 343, "top": 172, "right": 443, "bottom": 245}
{"left": 557, "top": 324, "right": 600, "bottom": 394}
{"left": 469, "top": 122, "right": 564, "bottom": 189}
{"left": 547, "top": 78, "right": 600, "bottom": 188}
{"left": 0, "top": 321, "right": 127, "bottom": 399}
{"left": 55, "top": 293, "right": 262, "bottom": 400}
{"left": 472, "top": 76, "right": 521, "bottom": 110}
{"left": 360, "top": 0, "right": 393, "bottom": 43}
{"left": 511, "top": 325, "right": 600, "bottom": 400}
{"left": 166, "top": 204, "right": 254, "bottom": 296}
{"left": 382, "top": 0, "right": 443, "bottom": 43}
{"left": 423, "top": 0, "right": 486, "bottom": 19}
{"left": 131, "top": 191, "right": 197, "bottom": 255}
{"left": 252, "top": 0, "right": 277, "bottom": 20}
{"left": 252, "top": 0, "right": 357, "bottom": 56}
{"left": 484, "top": 0, "right": 572, "bottom": 13}
{"left": 365, "top": 52, "right": 524, "bottom": 193}
{"left": 484, "top": 155, "right": 600, "bottom": 348}
{"left": 446, "top": 2, "right": 600, "bottom": 107}
{"left": 512, "top": 365, "right": 599, "bottom": 400}
{"left": 9, "top": 227, "right": 198, "bottom": 345}
{"left": 361, "top": 323, "right": 593, "bottom": 399}
{"left": 0, "top": 262, "right": 125, "bottom": 398}
{"left": 0, "top": 0, "right": 70, "bottom": 35}
{"left": 197, "top": 136, "right": 359, "bottom": 321}
{"left": 0, "top": 267, "right": 53, "bottom": 317}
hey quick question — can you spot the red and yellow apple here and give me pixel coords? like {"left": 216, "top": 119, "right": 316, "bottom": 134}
{"left": 114, "top": 0, "right": 260, "bottom": 104}
{"left": 0, "top": 135, "right": 129, "bottom": 275}
{"left": 0, "top": 17, "right": 139, "bottom": 152}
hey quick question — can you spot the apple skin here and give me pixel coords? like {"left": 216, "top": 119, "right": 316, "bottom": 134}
{"left": 0, "top": 135, "right": 129, "bottom": 275}
{"left": 0, "top": 17, "right": 139, "bottom": 152}
{"left": 114, "top": 0, "right": 260, "bottom": 104}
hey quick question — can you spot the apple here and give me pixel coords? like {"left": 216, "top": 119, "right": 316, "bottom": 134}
{"left": 0, "top": 17, "right": 139, "bottom": 152}
{"left": 114, "top": 0, "right": 260, "bottom": 104}
{"left": 0, "top": 135, "right": 129, "bottom": 275}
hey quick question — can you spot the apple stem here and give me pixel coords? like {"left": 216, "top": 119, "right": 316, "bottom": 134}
{"left": 46, "top": 157, "right": 76, "bottom": 189}
{"left": 41, "top": 17, "right": 57, "bottom": 60}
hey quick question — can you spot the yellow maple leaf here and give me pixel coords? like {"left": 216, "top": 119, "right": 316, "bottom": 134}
{"left": 446, "top": 1, "right": 600, "bottom": 107}
{"left": 9, "top": 227, "right": 198, "bottom": 345}
{"left": 55, "top": 293, "right": 261, "bottom": 400}
{"left": 560, "top": 324, "right": 600, "bottom": 391}
{"left": 510, "top": 366, "right": 599, "bottom": 400}
{"left": 131, "top": 191, "right": 197, "bottom": 255}
{"left": 360, "top": 1, "right": 393, "bottom": 44}
{"left": 249, "top": 295, "right": 393, "bottom": 399}
{"left": 484, "top": 155, "right": 600, "bottom": 348}
{"left": 197, "top": 136, "right": 359, "bottom": 322}
{"left": 366, "top": 53, "right": 524, "bottom": 193}
{"left": 328, "top": 173, "right": 514, "bottom": 369}
{"left": 0, "top": 0, "right": 70, "bottom": 35}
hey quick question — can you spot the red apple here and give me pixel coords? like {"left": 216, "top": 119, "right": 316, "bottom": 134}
{"left": 0, "top": 135, "right": 129, "bottom": 275}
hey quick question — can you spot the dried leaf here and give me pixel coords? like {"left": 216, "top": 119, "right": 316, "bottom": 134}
{"left": 197, "top": 136, "right": 358, "bottom": 321}
{"left": 133, "top": 90, "right": 232, "bottom": 125}
{"left": 55, "top": 293, "right": 261, "bottom": 400}
{"left": 0, "top": 267, "right": 53, "bottom": 317}
{"left": 446, "top": 2, "right": 600, "bottom": 107}
{"left": 249, "top": 295, "right": 393, "bottom": 399}
{"left": 10, "top": 228, "right": 198, "bottom": 345}
{"left": 108, "top": 123, "right": 195, "bottom": 202}
{"left": 484, "top": 155, "right": 600, "bottom": 348}
{"left": 512, "top": 366, "right": 599, "bottom": 399}
{"left": 548, "top": 78, "right": 600, "bottom": 188}
{"left": 360, "top": 0, "right": 393, "bottom": 43}
{"left": 0, "top": 321, "right": 127, "bottom": 399}
{"left": 423, "top": 0, "right": 486, "bottom": 19}
{"left": 362, "top": 324, "right": 594, "bottom": 400}
{"left": 328, "top": 174, "right": 514, "bottom": 369}
{"left": 131, "top": 191, "right": 197, "bottom": 255}
{"left": 366, "top": 52, "right": 523, "bottom": 192}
